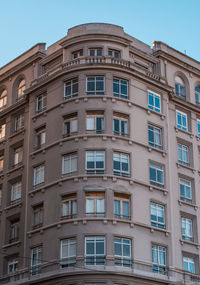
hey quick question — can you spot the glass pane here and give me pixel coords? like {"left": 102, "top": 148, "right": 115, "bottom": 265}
{"left": 97, "top": 199, "right": 104, "bottom": 213}
{"left": 115, "top": 241, "right": 122, "bottom": 256}
{"left": 114, "top": 200, "right": 120, "bottom": 216}
{"left": 87, "top": 118, "right": 95, "bottom": 130}
{"left": 86, "top": 199, "right": 94, "bottom": 213}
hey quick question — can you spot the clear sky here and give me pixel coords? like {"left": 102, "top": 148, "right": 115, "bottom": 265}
{"left": 0, "top": 0, "right": 200, "bottom": 68}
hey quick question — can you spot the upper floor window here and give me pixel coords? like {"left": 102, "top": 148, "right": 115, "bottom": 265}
{"left": 152, "top": 245, "right": 166, "bottom": 274}
{"left": 113, "top": 152, "right": 130, "bottom": 177}
{"left": 179, "top": 178, "right": 192, "bottom": 203}
{"left": 89, "top": 48, "right": 102, "bottom": 56}
{"left": 182, "top": 217, "right": 193, "bottom": 241}
{"left": 63, "top": 113, "right": 78, "bottom": 137}
{"left": 17, "top": 79, "right": 25, "bottom": 101}
{"left": 113, "top": 78, "right": 128, "bottom": 99}
{"left": 148, "top": 125, "right": 162, "bottom": 149}
{"left": 114, "top": 237, "right": 131, "bottom": 267}
{"left": 0, "top": 154, "right": 4, "bottom": 172}
{"left": 87, "top": 76, "right": 104, "bottom": 95}
{"left": 72, "top": 49, "right": 83, "bottom": 59}
{"left": 113, "top": 112, "right": 129, "bottom": 137}
{"left": 32, "top": 204, "right": 43, "bottom": 228}
{"left": 33, "top": 164, "right": 45, "bottom": 186}
{"left": 86, "top": 151, "right": 105, "bottom": 174}
{"left": 149, "top": 162, "right": 164, "bottom": 188}
{"left": 35, "top": 126, "right": 46, "bottom": 149}
{"left": 176, "top": 110, "right": 188, "bottom": 131}
{"left": 183, "top": 257, "right": 195, "bottom": 273}
{"left": 114, "top": 193, "right": 130, "bottom": 220}
{"left": 60, "top": 238, "right": 76, "bottom": 267}
{"left": 86, "top": 111, "right": 104, "bottom": 134}
{"left": 8, "top": 259, "right": 18, "bottom": 274}
{"left": 14, "top": 146, "right": 23, "bottom": 166}
{"left": 175, "top": 76, "right": 185, "bottom": 98}
{"left": 62, "top": 152, "right": 78, "bottom": 175}
{"left": 14, "top": 113, "right": 24, "bottom": 132}
{"left": 61, "top": 194, "right": 77, "bottom": 219}
{"left": 0, "top": 187, "right": 2, "bottom": 206}
{"left": 150, "top": 202, "right": 165, "bottom": 229}
{"left": 0, "top": 123, "right": 6, "bottom": 140}
{"left": 64, "top": 78, "right": 78, "bottom": 99}
{"left": 108, "top": 49, "right": 120, "bottom": 58}
{"left": 197, "top": 119, "right": 200, "bottom": 137}
{"left": 148, "top": 91, "right": 161, "bottom": 113}
{"left": 178, "top": 143, "right": 189, "bottom": 166}
{"left": 9, "top": 219, "right": 19, "bottom": 243}
{"left": 36, "top": 93, "right": 47, "bottom": 113}
{"left": 195, "top": 85, "right": 200, "bottom": 106}
{"left": 0, "top": 90, "right": 7, "bottom": 110}
{"left": 86, "top": 192, "right": 105, "bottom": 217}
{"left": 85, "top": 236, "right": 105, "bottom": 265}
{"left": 31, "top": 247, "right": 42, "bottom": 275}
{"left": 11, "top": 181, "right": 21, "bottom": 203}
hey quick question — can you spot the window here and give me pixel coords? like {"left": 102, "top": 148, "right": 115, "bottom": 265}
{"left": 72, "top": 49, "right": 83, "bottom": 59}
{"left": 0, "top": 187, "right": 2, "bottom": 205}
{"left": 149, "top": 162, "right": 164, "bottom": 188}
{"left": 178, "top": 143, "right": 189, "bottom": 166}
{"left": 33, "top": 164, "right": 45, "bottom": 186}
{"left": 114, "top": 237, "right": 131, "bottom": 267}
{"left": 17, "top": 79, "right": 25, "bottom": 101}
{"left": 86, "top": 151, "right": 105, "bottom": 174}
{"left": 14, "top": 113, "right": 24, "bottom": 132}
{"left": 31, "top": 247, "right": 42, "bottom": 275}
{"left": 148, "top": 91, "right": 161, "bottom": 113}
{"left": 60, "top": 238, "right": 76, "bottom": 267}
{"left": 63, "top": 113, "right": 78, "bottom": 137}
{"left": 176, "top": 110, "right": 188, "bottom": 131}
{"left": 0, "top": 123, "right": 6, "bottom": 140}
{"left": 11, "top": 181, "right": 21, "bottom": 203}
{"left": 108, "top": 49, "right": 120, "bottom": 58}
{"left": 61, "top": 194, "right": 77, "bottom": 219}
{"left": 114, "top": 193, "right": 130, "bottom": 220}
{"left": 87, "top": 77, "right": 104, "bottom": 95}
{"left": 85, "top": 236, "right": 105, "bottom": 265}
{"left": 36, "top": 93, "right": 47, "bottom": 113}
{"left": 86, "top": 111, "right": 104, "bottom": 134}
{"left": 150, "top": 203, "right": 165, "bottom": 229}
{"left": 113, "top": 112, "right": 129, "bottom": 136}
{"left": 183, "top": 257, "right": 195, "bottom": 273}
{"left": 86, "top": 192, "right": 105, "bottom": 217}
{"left": 62, "top": 153, "right": 77, "bottom": 175}
{"left": 9, "top": 220, "right": 19, "bottom": 243}
{"left": 113, "top": 79, "right": 128, "bottom": 99}
{"left": 175, "top": 76, "right": 185, "bottom": 98}
{"left": 195, "top": 85, "right": 200, "bottom": 106}
{"left": 197, "top": 120, "right": 200, "bottom": 137}
{"left": 64, "top": 78, "right": 78, "bottom": 99}
{"left": 0, "top": 90, "right": 7, "bottom": 110}
{"left": 182, "top": 217, "right": 193, "bottom": 241}
{"left": 0, "top": 154, "right": 4, "bottom": 171}
{"left": 113, "top": 152, "right": 130, "bottom": 177}
{"left": 8, "top": 259, "right": 18, "bottom": 274}
{"left": 35, "top": 126, "right": 46, "bottom": 149}
{"left": 148, "top": 125, "right": 162, "bottom": 149}
{"left": 152, "top": 245, "right": 166, "bottom": 274}
{"left": 89, "top": 48, "right": 102, "bottom": 56}
{"left": 179, "top": 178, "right": 192, "bottom": 203}
{"left": 33, "top": 204, "right": 43, "bottom": 228}
{"left": 14, "top": 147, "right": 23, "bottom": 166}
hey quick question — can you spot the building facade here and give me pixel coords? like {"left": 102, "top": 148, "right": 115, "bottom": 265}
{"left": 0, "top": 23, "right": 200, "bottom": 284}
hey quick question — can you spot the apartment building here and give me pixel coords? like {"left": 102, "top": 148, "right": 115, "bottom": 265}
{"left": 0, "top": 23, "right": 200, "bottom": 284}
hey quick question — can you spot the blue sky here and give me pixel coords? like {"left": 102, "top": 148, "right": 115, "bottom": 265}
{"left": 0, "top": 0, "right": 200, "bottom": 68}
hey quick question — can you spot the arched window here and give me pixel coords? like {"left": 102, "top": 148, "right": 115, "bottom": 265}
{"left": 0, "top": 90, "right": 7, "bottom": 109}
{"left": 17, "top": 79, "right": 25, "bottom": 101}
{"left": 195, "top": 85, "right": 200, "bottom": 105}
{"left": 175, "top": 76, "right": 185, "bottom": 99}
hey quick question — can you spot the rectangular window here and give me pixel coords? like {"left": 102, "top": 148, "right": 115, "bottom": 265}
{"left": 152, "top": 245, "right": 166, "bottom": 274}
{"left": 31, "top": 247, "right": 42, "bottom": 275}
{"left": 114, "top": 193, "right": 130, "bottom": 220}
{"left": 33, "top": 164, "right": 45, "bottom": 186}
{"left": 108, "top": 49, "right": 120, "bottom": 58}
{"left": 197, "top": 120, "right": 200, "bottom": 137}
{"left": 89, "top": 48, "right": 102, "bottom": 56}
{"left": 114, "top": 237, "right": 131, "bottom": 267}
{"left": 14, "top": 147, "right": 23, "bottom": 166}
{"left": 11, "top": 181, "right": 21, "bottom": 203}
{"left": 61, "top": 194, "right": 77, "bottom": 219}
{"left": 195, "top": 93, "right": 200, "bottom": 106}
{"left": 86, "top": 111, "right": 104, "bottom": 134}
{"left": 35, "top": 126, "right": 46, "bottom": 149}
{"left": 86, "top": 192, "right": 105, "bottom": 217}
{"left": 0, "top": 90, "right": 7, "bottom": 110}
{"left": 179, "top": 178, "right": 192, "bottom": 203}
{"left": 33, "top": 204, "right": 43, "bottom": 228}
{"left": 0, "top": 154, "right": 4, "bottom": 171}
{"left": 85, "top": 236, "right": 105, "bottom": 265}
{"left": 60, "top": 238, "right": 76, "bottom": 267}
{"left": 64, "top": 78, "right": 78, "bottom": 99}
{"left": 178, "top": 144, "right": 189, "bottom": 166}
{"left": 8, "top": 259, "right": 18, "bottom": 274}
{"left": 62, "top": 153, "right": 78, "bottom": 175}
{"left": 150, "top": 203, "right": 165, "bottom": 229}
{"left": 14, "top": 114, "right": 24, "bottom": 132}
{"left": 9, "top": 220, "right": 19, "bottom": 243}
{"left": 183, "top": 257, "right": 195, "bottom": 273}
{"left": 182, "top": 217, "right": 193, "bottom": 241}
{"left": 113, "top": 79, "right": 128, "bottom": 99}
{"left": 86, "top": 151, "right": 105, "bottom": 174}
{"left": 72, "top": 49, "right": 83, "bottom": 59}
{"left": 149, "top": 162, "right": 164, "bottom": 188}
{"left": 0, "top": 188, "right": 2, "bottom": 205}
{"left": 148, "top": 91, "right": 161, "bottom": 113}
{"left": 148, "top": 125, "right": 162, "bottom": 149}
{"left": 87, "top": 77, "right": 104, "bottom": 95}
{"left": 36, "top": 94, "right": 47, "bottom": 113}
{"left": 113, "top": 152, "right": 130, "bottom": 177}
{"left": 63, "top": 113, "right": 78, "bottom": 137}
{"left": 176, "top": 110, "right": 188, "bottom": 131}
{"left": 0, "top": 123, "right": 6, "bottom": 140}
{"left": 113, "top": 112, "right": 129, "bottom": 137}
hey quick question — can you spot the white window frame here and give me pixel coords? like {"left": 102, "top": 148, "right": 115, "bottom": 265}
{"left": 62, "top": 153, "right": 78, "bottom": 175}
{"left": 89, "top": 48, "right": 102, "bottom": 56}
{"left": 195, "top": 85, "right": 200, "bottom": 105}
{"left": 62, "top": 196, "right": 77, "bottom": 218}
{"left": 176, "top": 110, "right": 188, "bottom": 131}
{"left": 182, "top": 217, "right": 193, "bottom": 241}
{"left": 64, "top": 78, "right": 78, "bottom": 99}
{"left": 148, "top": 90, "right": 161, "bottom": 113}
{"left": 113, "top": 113, "right": 129, "bottom": 136}
{"left": 8, "top": 259, "right": 18, "bottom": 274}
{"left": 86, "top": 112, "right": 104, "bottom": 134}
{"left": 31, "top": 247, "right": 42, "bottom": 275}
{"left": 86, "top": 151, "right": 105, "bottom": 174}
{"left": 148, "top": 125, "right": 162, "bottom": 149}
{"left": 113, "top": 78, "right": 128, "bottom": 99}
{"left": 14, "top": 147, "right": 23, "bottom": 166}
{"left": 152, "top": 245, "right": 166, "bottom": 274}
{"left": 60, "top": 238, "right": 76, "bottom": 266}
{"left": 63, "top": 115, "right": 78, "bottom": 137}
{"left": 183, "top": 257, "right": 195, "bottom": 273}
{"left": 113, "top": 152, "right": 130, "bottom": 177}
{"left": 179, "top": 178, "right": 192, "bottom": 203}
{"left": 178, "top": 144, "right": 189, "bottom": 166}
{"left": 36, "top": 94, "right": 47, "bottom": 113}
{"left": 85, "top": 192, "right": 105, "bottom": 217}
{"left": 86, "top": 76, "right": 105, "bottom": 95}
{"left": 149, "top": 162, "right": 164, "bottom": 188}
{"left": 114, "top": 195, "right": 130, "bottom": 220}
{"left": 114, "top": 237, "right": 131, "bottom": 267}
{"left": 85, "top": 236, "right": 105, "bottom": 265}
{"left": 150, "top": 202, "right": 165, "bottom": 229}
{"left": 33, "top": 164, "right": 45, "bottom": 186}
{"left": 11, "top": 181, "right": 21, "bottom": 202}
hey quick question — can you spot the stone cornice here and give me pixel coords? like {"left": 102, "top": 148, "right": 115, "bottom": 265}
{"left": 129, "top": 46, "right": 158, "bottom": 64}
{"left": 39, "top": 49, "right": 63, "bottom": 66}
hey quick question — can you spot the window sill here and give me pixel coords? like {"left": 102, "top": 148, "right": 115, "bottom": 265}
{"left": 175, "top": 127, "right": 193, "bottom": 138}
{"left": 5, "top": 201, "right": 22, "bottom": 211}
{"left": 180, "top": 239, "right": 199, "bottom": 248}
{"left": 178, "top": 199, "right": 197, "bottom": 210}
{"left": 9, "top": 129, "right": 25, "bottom": 140}
{"left": 7, "top": 164, "right": 24, "bottom": 175}
{"left": 2, "top": 240, "right": 21, "bottom": 249}
{"left": 176, "top": 162, "right": 195, "bottom": 173}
